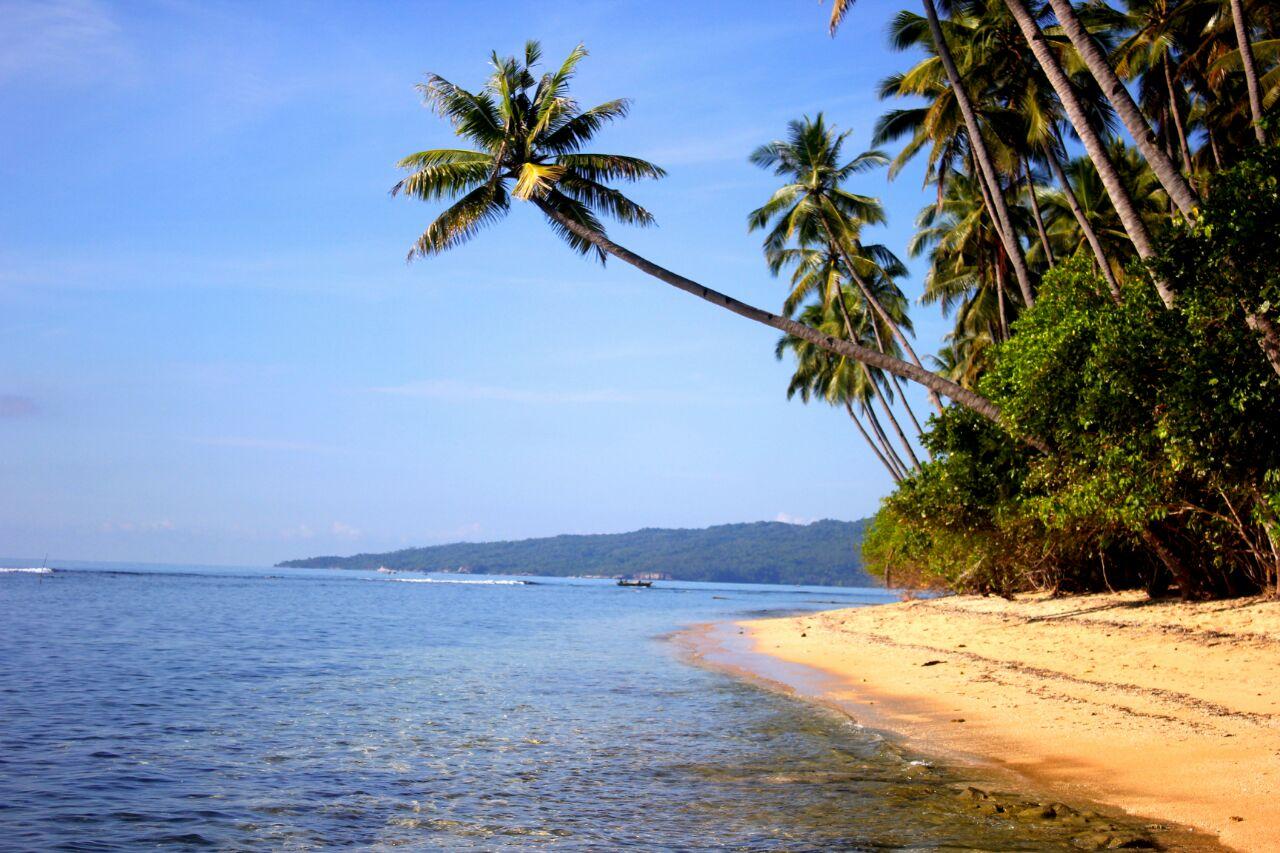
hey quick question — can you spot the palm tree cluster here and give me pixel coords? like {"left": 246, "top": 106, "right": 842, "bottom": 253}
{"left": 835, "top": 0, "right": 1278, "bottom": 383}
{"left": 394, "top": 11, "right": 1278, "bottom": 597}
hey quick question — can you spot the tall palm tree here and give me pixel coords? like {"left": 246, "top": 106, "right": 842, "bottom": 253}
{"left": 393, "top": 42, "right": 1023, "bottom": 435}
{"left": 771, "top": 241, "right": 929, "bottom": 440}
{"left": 1040, "top": 0, "right": 1201, "bottom": 216}
{"left": 776, "top": 300, "right": 913, "bottom": 480}
{"left": 830, "top": 0, "right": 1039, "bottom": 308}
{"left": 1039, "top": 145, "right": 1169, "bottom": 281}
{"left": 771, "top": 242, "right": 926, "bottom": 462}
{"left": 1228, "top": 0, "right": 1269, "bottom": 142}
{"left": 748, "top": 115, "right": 944, "bottom": 415}
{"left": 1111, "top": 0, "right": 1198, "bottom": 170}
{"left": 875, "top": 2, "right": 1122, "bottom": 296}
{"left": 910, "top": 171, "right": 1030, "bottom": 350}
{"left": 999, "top": 0, "right": 1174, "bottom": 305}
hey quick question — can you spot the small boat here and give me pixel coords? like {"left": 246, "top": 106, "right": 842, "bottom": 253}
{"left": 377, "top": 566, "right": 396, "bottom": 574}
{"left": 617, "top": 579, "right": 652, "bottom": 588}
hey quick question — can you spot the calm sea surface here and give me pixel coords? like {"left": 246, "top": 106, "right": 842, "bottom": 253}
{"left": 0, "top": 563, "right": 1147, "bottom": 850}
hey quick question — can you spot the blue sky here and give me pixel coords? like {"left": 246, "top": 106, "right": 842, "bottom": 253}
{"left": 1, "top": 0, "right": 945, "bottom": 565}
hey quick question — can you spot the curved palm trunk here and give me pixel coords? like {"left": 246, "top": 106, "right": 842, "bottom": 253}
{"left": 1244, "top": 309, "right": 1280, "bottom": 378}
{"left": 845, "top": 400, "right": 903, "bottom": 482}
{"left": 1208, "top": 129, "right": 1223, "bottom": 170}
{"left": 1161, "top": 54, "right": 1193, "bottom": 173}
{"left": 867, "top": 317, "right": 929, "bottom": 445}
{"left": 1042, "top": 0, "right": 1199, "bottom": 216}
{"left": 1229, "top": 0, "right": 1268, "bottom": 145}
{"left": 996, "top": 262, "right": 1010, "bottom": 340}
{"left": 1002, "top": 0, "right": 1173, "bottom": 306}
{"left": 888, "top": 372, "right": 927, "bottom": 440}
{"left": 534, "top": 199, "right": 1052, "bottom": 451}
{"left": 864, "top": 361, "right": 923, "bottom": 471}
{"left": 973, "top": 167, "right": 1020, "bottom": 309}
{"left": 820, "top": 223, "right": 945, "bottom": 416}
{"left": 921, "top": 0, "right": 1037, "bottom": 309}
{"left": 865, "top": 403, "right": 911, "bottom": 479}
{"left": 832, "top": 289, "right": 924, "bottom": 471}
{"left": 1045, "top": 136, "right": 1123, "bottom": 299}
{"left": 1022, "top": 156, "right": 1055, "bottom": 268}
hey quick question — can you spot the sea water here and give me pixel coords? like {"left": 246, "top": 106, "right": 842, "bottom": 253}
{"left": 0, "top": 563, "right": 1164, "bottom": 850}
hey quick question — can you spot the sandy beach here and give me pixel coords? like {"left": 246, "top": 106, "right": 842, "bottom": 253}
{"left": 693, "top": 592, "right": 1280, "bottom": 851}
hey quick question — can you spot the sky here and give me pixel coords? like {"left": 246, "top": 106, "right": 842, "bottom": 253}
{"left": 1, "top": 0, "right": 946, "bottom": 566}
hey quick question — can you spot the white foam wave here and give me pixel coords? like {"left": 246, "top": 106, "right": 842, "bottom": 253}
{"left": 388, "top": 577, "right": 527, "bottom": 586}
{"left": 0, "top": 567, "right": 54, "bottom": 575}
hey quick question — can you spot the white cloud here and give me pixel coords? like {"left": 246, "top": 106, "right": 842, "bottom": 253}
{"left": 0, "top": 0, "right": 124, "bottom": 84}
{"left": 330, "top": 521, "right": 361, "bottom": 540}
{"left": 190, "top": 436, "right": 341, "bottom": 454}
{"left": 773, "top": 512, "right": 814, "bottom": 526}
{"left": 278, "top": 523, "right": 315, "bottom": 540}
{"left": 98, "top": 519, "right": 175, "bottom": 534}
{"left": 372, "top": 379, "right": 635, "bottom": 405}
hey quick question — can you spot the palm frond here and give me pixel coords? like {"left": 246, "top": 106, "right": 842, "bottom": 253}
{"left": 408, "top": 183, "right": 510, "bottom": 259}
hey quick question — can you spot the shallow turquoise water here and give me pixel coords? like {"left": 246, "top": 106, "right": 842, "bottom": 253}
{"left": 0, "top": 563, "right": 1153, "bottom": 849}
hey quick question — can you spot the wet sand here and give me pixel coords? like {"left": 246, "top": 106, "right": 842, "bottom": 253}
{"left": 687, "top": 592, "right": 1280, "bottom": 852}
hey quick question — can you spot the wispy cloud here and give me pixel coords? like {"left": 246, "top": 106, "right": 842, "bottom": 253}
{"left": 0, "top": 0, "right": 124, "bottom": 84}
{"left": 774, "top": 512, "right": 814, "bottom": 526}
{"left": 372, "top": 379, "right": 636, "bottom": 405}
{"left": 98, "top": 518, "right": 176, "bottom": 534}
{"left": 330, "top": 521, "right": 361, "bottom": 540}
{"left": 0, "top": 394, "right": 37, "bottom": 417}
{"left": 189, "top": 436, "right": 342, "bottom": 453}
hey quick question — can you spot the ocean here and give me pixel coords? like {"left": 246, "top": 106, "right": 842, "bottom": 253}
{"left": 0, "top": 563, "right": 1147, "bottom": 850}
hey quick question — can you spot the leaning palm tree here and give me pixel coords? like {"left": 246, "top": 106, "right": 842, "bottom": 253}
{"left": 776, "top": 300, "right": 912, "bottom": 480}
{"left": 1038, "top": 0, "right": 1201, "bottom": 216}
{"left": 393, "top": 42, "right": 1021, "bottom": 435}
{"left": 831, "top": 0, "right": 1039, "bottom": 308}
{"left": 1226, "top": 0, "right": 1269, "bottom": 143}
{"left": 748, "top": 114, "right": 944, "bottom": 415}
{"left": 772, "top": 242, "right": 927, "bottom": 460}
{"left": 1040, "top": 145, "right": 1170, "bottom": 282}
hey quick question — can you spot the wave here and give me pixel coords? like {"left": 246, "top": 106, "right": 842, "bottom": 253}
{"left": 0, "top": 567, "right": 54, "bottom": 575}
{"left": 386, "top": 577, "right": 529, "bottom": 586}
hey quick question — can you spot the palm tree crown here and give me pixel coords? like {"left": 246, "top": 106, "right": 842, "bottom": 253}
{"left": 747, "top": 114, "right": 888, "bottom": 256}
{"left": 393, "top": 41, "right": 665, "bottom": 263}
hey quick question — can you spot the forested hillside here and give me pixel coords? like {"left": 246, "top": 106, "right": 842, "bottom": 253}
{"left": 278, "top": 519, "right": 874, "bottom": 587}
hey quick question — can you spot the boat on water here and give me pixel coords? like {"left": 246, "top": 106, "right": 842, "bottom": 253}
{"left": 376, "top": 566, "right": 396, "bottom": 574}
{"left": 617, "top": 579, "right": 652, "bottom": 588}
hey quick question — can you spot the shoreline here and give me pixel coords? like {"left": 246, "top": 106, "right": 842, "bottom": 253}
{"left": 681, "top": 592, "right": 1280, "bottom": 852}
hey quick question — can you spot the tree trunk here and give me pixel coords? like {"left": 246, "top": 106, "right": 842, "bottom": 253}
{"left": 973, "top": 167, "right": 1019, "bottom": 309}
{"left": 846, "top": 400, "right": 903, "bottom": 482}
{"left": 1002, "top": 0, "right": 1174, "bottom": 306}
{"left": 867, "top": 315, "right": 929, "bottom": 444}
{"left": 921, "top": 0, "right": 1037, "bottom": 309}
{"left": 1023, "top": 156, "right": 1055, "bottom": 268}
{"left": 867, "top": 363, "right": 922, "bottom": 470}
{"left": 1229, "top": 0, "right": 1268, "bottom": 145}
{"left": 534, "top": 199, "right": 1051, "bottom": 451}
{"left": 866, "top": 403, "right": 911, "bottom": 479}
{"left": 1043, "top": 0, "right": 1200, "bottom": 216}
{"left": 1045, "top": 137, "right": 1123, "bottom": 299}
{"left": 1140, "top": 526, "right": 1204, "bottom": 600}
{"left": 1161, "top": 54, "right": 1193, "bottom": 174}
{"left": 1245, "top": 309, "right": 1280, "bottom": 378}
{"left": 821, "top": 223, "right": 945, "bottom": 416}
{"left": 996, "top": 262, "right": 1010, "bottom": 340}
{"left": 832, "top": 287, "right": 924, "bottom": 471}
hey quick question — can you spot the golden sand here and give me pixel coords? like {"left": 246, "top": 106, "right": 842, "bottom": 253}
{"left": 719, "top": 592, "right": 1280, "bottom": 851}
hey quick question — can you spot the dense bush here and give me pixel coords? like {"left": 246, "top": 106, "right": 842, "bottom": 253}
{"left": 863, "top": 147, "right": 1280, "bottom": 599}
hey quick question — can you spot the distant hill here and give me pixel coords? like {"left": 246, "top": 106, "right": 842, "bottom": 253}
{"left": 278, "top": 519, "right": 876, "bottom": 587}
